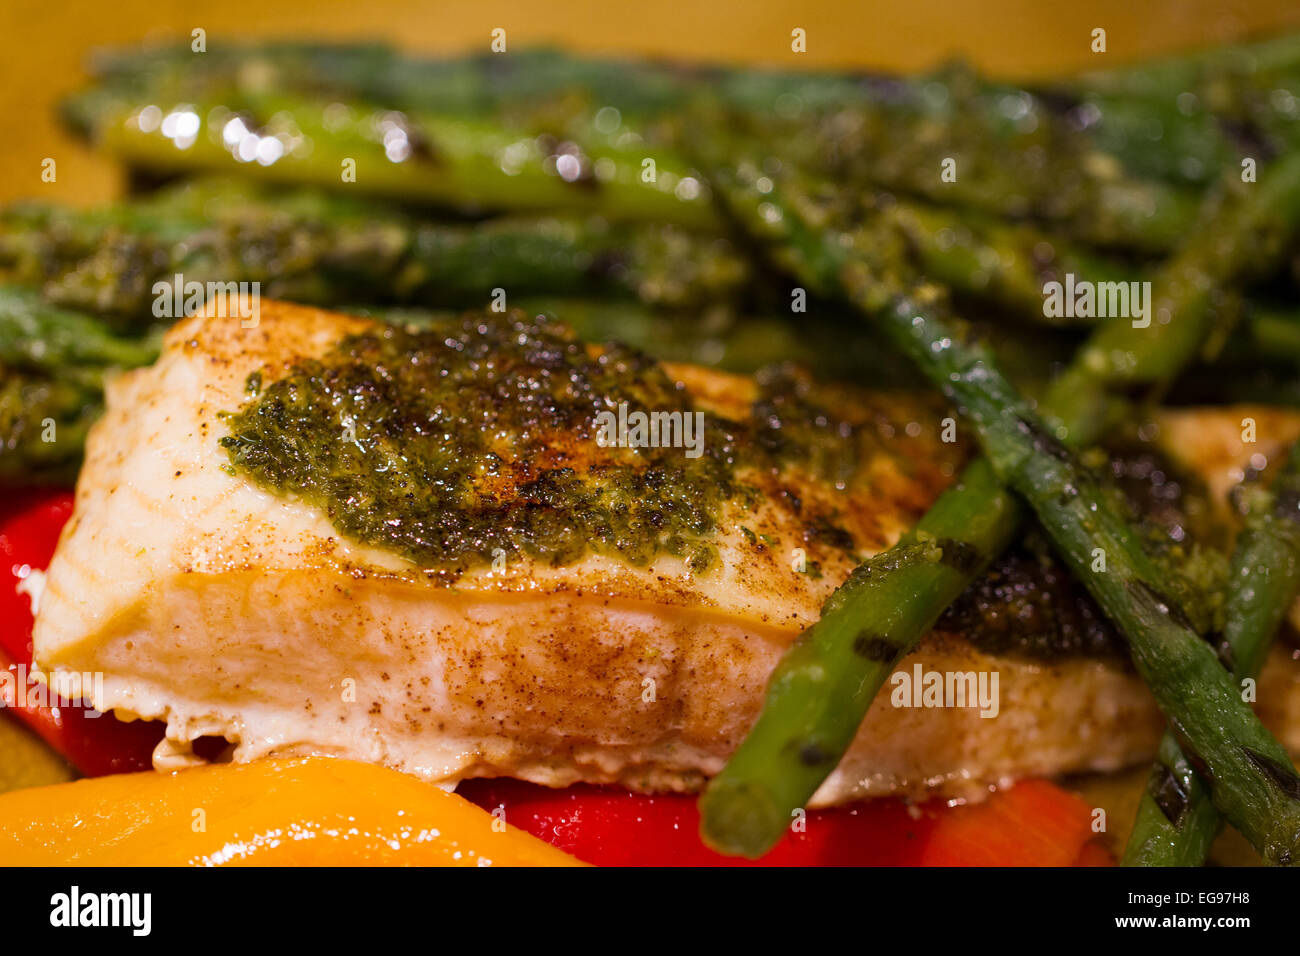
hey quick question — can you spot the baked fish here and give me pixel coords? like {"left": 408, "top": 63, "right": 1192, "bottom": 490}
{"left": 32, "top": 300, "right": 1300, "bottom": 803}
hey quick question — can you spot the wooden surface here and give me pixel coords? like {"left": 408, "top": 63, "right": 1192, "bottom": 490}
{"left": 1, "top": 0, "right": 1298, "bottom": 204}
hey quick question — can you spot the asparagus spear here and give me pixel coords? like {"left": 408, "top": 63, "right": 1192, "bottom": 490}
{"left": 1123, "top": 438, "right": 1300, "bottom": 866}
{"left": 0, "top": 181, "right": 749, "bottom": 322}
{"left": 65, "top": 42, "right": 1212, "bottom": 252}
{"left": 82, "top": 36, "right": 1294, "bottom": 170}
{"left": 704, "top": 72, "right": 1204, "bottom": 254}
{"left": 885, "top": 289, "right": 1300, "bottom": 865}
{"left": 71, "top": 44, "right": 697, "bottom": 123}
{"left": 1063, "top": 31, "right": 1300, "bottom": 184}
{"left": 0, "top": 285, "right": 160, "bottom": 369}
{"left": 63, "top": 74, "right": 718, "bottom": 227}
{"left": 0, "top": 285, "right": 160, "bottom": 480}
{"left": 0, "top": 369, "right": 101, "bottom": 482}
{"left": 2, "top": 174, "right": 1143, "bottom": 333}
{"left": 697, "top": 137, "right": 1300, "bottom": 858}
{"left": 832, "top": 194, "right": 1137, "bottom": 326}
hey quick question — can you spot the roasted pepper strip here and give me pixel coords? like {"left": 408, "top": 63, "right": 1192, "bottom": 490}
{"left": 0, "top": 757, "right": 583, "bottom": 866}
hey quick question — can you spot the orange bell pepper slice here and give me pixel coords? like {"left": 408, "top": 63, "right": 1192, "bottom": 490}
{"left": 0, "top": 756, "right": 582, "bottom": 867}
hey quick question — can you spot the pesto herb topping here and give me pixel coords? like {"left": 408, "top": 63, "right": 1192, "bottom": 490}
{"left": 219, "top": 310, "right": 869, "bottom": 577}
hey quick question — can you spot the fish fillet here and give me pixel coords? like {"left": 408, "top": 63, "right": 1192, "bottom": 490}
{"left": 32, "top": 300, "right": 1300, "bottom": 803}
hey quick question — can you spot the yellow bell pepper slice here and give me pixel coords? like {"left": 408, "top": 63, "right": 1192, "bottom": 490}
{"left": 0, "top": 756, "right": 582, "bottom": 866}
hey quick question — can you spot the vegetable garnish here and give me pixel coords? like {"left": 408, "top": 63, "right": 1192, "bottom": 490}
{"left": 0, "top": 757, "right": 581, "bottom": 866}
{"left": 461, "top": 777, "right": 1111, "bottom": 867}
{"left": 0, "top": 489, "right": 161, "bottom": 776}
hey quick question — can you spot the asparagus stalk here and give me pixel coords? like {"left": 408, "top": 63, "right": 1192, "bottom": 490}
{"left": 65, "top": 42, "right": 1214, "bottom": 252}
{"left": 71, "top": 44, "right": 698, "bottom": 123}
{"left": 1041, "top": 176, "right": 1300, "bottom": 443}
{"left": 851, "top": 197, "right": 1136, "bottom": 326}
{"left": 0, "top": 285, "right": 161, "bottom": 480}
{"left": 82, "top": 37, "right": 1298, "bottom": 163}
{"left": 2, "top": 175, "right": 1144, "bottom": 333}
{"left": 0, "top": 285, "right": 160, "bottom": 369}
{"left": 1123, "top": 438, "right": 1300, "bottom": 866}
{"left": 1044, "top": 34, "right": 1300, "bottom": 202}
{"left": 64, "top": 77, "right": 718, "bottom": 227}
{"left": 0, "top": 368, "right": 102, "bottom": 482}
{"left": 0, "top": 181, "right": 749, "bottom": 322}
{"left": 884, "top": 289, "right": 1300, "bottom": 865}
{"left": 697, "top": 139, "right": 1300, "bottom": 858}
{"left": 704, "top": 75, "right": 1204, "bottom": 254}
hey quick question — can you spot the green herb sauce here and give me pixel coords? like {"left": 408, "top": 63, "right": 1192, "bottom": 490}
{"left": 219, "top": 310, "right": 870, "bottom": 577}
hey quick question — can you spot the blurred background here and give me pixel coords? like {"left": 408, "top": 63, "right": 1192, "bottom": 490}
{"left": 3, "top": 0, "right": 1299, "bottom": 205}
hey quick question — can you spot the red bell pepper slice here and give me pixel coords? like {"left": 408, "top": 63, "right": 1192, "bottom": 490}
{"left": 0, "top": 488, "right": 74, "bottom": 664}
{"left": 458, "top": 776, "right": 1113, "bottom": 866}
{"left": 2, "top": 487, "right": 1116, "bottom": 865}
{"left": 1, "top": 488, "right": 162, "bottom": 776}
